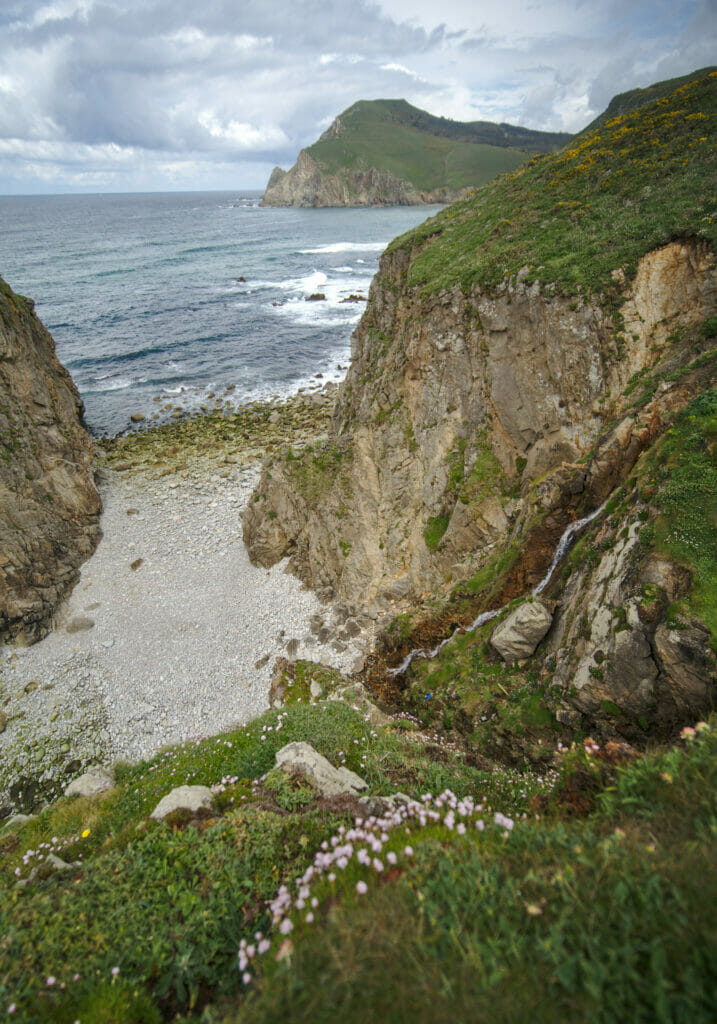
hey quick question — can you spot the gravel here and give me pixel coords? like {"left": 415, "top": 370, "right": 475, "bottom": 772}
{"left": 0, "top": 458, "right": 373, "bottom": 812}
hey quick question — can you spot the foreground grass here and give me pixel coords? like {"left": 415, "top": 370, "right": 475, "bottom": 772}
{"left": 0, "top": 701, "right": 540, "bottom": 1021}
{"left": 232, "top": 724, "right": 717, "bottom": 1024}
{"left": 1, "top": 699, "right": 715, "bottom": 1021}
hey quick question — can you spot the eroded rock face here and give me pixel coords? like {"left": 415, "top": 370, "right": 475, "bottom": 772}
{"left": 244, "top": 241, "right": 716, "bottom": 609}
{"left": 260, "top": 150, "right": 469, "bottom": 208}
{"left": 0, "top": 277, "right": 101, "bottom": 644}
{"left": 548, "top": 510, "right": 716, "bottom": 739}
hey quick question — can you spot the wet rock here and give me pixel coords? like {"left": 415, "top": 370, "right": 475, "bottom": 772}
{"left": 130, "top": 413, "right": 145, "bottom": 423}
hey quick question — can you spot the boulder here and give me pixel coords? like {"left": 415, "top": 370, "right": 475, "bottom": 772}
{"left": 491, "top": 600, "right": 554, "bottom": 662}
{"left": 274, "top": 741, "right": 367, "bottom": 798}
{"left": 65, "top": 768, "right": 114, "bottom": 798}
{"left": 150, "top": 785, "right": 214, "bottom": 820}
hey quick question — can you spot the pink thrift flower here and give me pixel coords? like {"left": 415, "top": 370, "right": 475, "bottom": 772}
{"left": 279, "top": 918, "right": 294, "bottom": 935}
{"left": 46, "top": 977, "right": 56, "bottom": 987}
{"left": 356, "top": 880, "right": 368, "bottom": 894}
{"left": 404, "top": 846, "right": 413, "bottom": 857}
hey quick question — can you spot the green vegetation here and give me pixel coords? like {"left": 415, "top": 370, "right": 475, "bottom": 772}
{"left": 582, "top": 65, "right": 716, "bottom": 133}
{"left": 306, "top": 99, "right": 569, "bottom": 193}
{"left": 638, "top": 389, "right": 717, "bottom": 639}
{"left": 390, "top": 70, "right": 717, "bottom": 297}
{"left": 5, "top": 695, "right": 714, "bottom": 1022}
{"left": 1, "top": 700, "right": 519, "bottom": 1022}
{"left": 423, "top": 513, "right": 450, "bottom": 550}
{"left": 277, "top": 440, "right": 352, "bottom": 508}
{"left": 234, "top": 722, "right": 717, "bottom": 1024}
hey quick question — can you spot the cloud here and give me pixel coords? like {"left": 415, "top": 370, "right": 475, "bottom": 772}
{"left": 0, "top": 0, "right": 713, "bottom": 192}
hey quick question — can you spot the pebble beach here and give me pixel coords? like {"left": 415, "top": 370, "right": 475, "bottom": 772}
{"left": 0, "top": 392, "right": 375, "bottom": 811}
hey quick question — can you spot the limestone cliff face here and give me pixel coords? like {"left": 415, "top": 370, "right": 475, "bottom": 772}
{"left": 243, "top": 240, "right": 716, "bottom": 611}
{"left": 260, "top": 151, "right": 469, "bottom": 208}
{"left": 0, "top": 277, "right": 101, "bottom": 644}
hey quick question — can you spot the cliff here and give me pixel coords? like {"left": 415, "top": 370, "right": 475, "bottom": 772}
{"left": 244, "top": 70, "right": 717, "bottom": 738}
{"left": 261, "top": 98, "right": 570, "bottom": 207}
{"left": 0, "top": 276, "right": 101, "bottom": 644}
{"left": 261, "top": 150, "right": 469, "bottom": 207}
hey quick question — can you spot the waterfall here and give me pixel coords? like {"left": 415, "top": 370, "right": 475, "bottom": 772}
{"left": 532, "top": 502, "right": 606, "bottom": 597}
{"left": 387, "top": 501, "right": 606, "bottom": 678}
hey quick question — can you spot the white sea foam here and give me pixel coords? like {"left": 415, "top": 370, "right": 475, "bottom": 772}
{"left": 93, "top": 377, "right": 134, "bottom": 392}
{"left": 298, "top": 242, "right": 388, "bottom": 255}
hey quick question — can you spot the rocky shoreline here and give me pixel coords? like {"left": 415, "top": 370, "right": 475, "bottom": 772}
{"left": 0, "top": 387, "right": 385, "bottom": 816}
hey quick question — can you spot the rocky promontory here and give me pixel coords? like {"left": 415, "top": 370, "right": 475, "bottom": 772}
{"left": 261, "top": 98, "right": 570, "bottom": 208}
{"left": 0, "top": 276, "right": 101, "bottom": 644}
{"left": 262, "top": 151, "right": 470, "bottom": 207}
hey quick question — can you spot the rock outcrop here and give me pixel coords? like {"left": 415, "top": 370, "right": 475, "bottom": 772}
{"left": 261, "top": 151, "right": 469, "bottom": 208}
{"left": 243, "top": 240, "right": 716, "bottom": 610}
{"left": 273, "top": 741, "right": 368, "bottom": 798}
{"left": 0, "top": 277, "right": 101, "bottom": 644}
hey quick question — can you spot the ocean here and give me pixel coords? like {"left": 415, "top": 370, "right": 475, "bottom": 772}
{"left": 0, "top": 191, "right": 441, "bottom": 436}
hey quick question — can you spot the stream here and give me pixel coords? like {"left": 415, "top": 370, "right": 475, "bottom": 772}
{"left": 388, "top": 502, "right": 606, "bottom": 677}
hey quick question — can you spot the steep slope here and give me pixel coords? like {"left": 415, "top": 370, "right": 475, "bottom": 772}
{"left": 582, "top": 64, "right": 716, "bottom": 134}
{"left": 0, "top": 277, "right": 101, "bottom": 644}
{"left": 261, "top": 98, "right": 570, "bottom": 207}
{"left": 244, "top": 70, "right": 716, "bottom": 660}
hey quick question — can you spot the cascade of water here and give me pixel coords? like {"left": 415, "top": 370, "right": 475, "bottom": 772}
{"left": 386, "top": 501, "right": 606, "bottom": 678}
{"left": 532, "top": 501, "right": 607, "bottom": 596}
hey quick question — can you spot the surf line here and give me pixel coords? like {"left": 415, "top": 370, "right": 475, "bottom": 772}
{"left": 388, "top": 502, "right": 607, "bottom": 678}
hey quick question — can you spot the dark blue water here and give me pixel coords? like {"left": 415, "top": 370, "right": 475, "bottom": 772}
{"left": 0, "top": 191, "right": 441, "bottom": 435}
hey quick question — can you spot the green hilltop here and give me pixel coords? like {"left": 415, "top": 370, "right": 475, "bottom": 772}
{"left": 392, "top": 68, "right": 717, "bottom": 295}
{"left": 306, "top": 98, "right": 571, "bottom": 191}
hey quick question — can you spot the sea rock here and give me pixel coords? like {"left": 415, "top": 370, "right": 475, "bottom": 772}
{"left": 490, "top": 601, "right": 554, "bottom": 662}
{"left": 274, "top": 741, "right": 368, "bottom": 798}
{"left": 0, "top": 276, "right": 101, "bottom": 644}
{"left": 150, "top": 785, "right": 215, "bottom": 820}
{"left": 65, "top": 768, "right": 114, "bottom": 798}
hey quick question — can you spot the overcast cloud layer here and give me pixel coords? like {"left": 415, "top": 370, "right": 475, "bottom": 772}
{"left": 0, "top": 0, "right": 714, "bottom": 193}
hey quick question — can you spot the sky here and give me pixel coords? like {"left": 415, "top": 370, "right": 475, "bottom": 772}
{"left": 0, "top": 0, "right": 714, "bottom": 194}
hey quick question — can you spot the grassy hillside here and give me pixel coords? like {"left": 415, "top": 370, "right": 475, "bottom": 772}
{"left": 2, "top": 692, "right": 715, "bottom": 1022}
{"left": 391, "top": 69, "right": 716, "bottom": 296}
{"left": 306, "top": 99, "right": 569, "bottom": 192}
{"left": 582, "top": 65, "right": 716, "bottom": 134}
